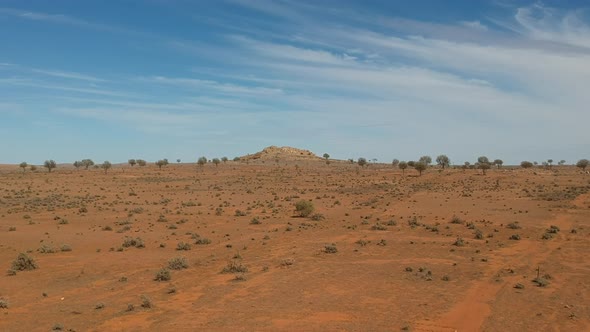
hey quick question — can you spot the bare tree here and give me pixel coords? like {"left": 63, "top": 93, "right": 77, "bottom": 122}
{"left": 44, "top": 160, "right": 57, "bottom": 173}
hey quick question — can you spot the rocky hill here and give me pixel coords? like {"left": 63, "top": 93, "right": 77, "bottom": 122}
{"left": 240, "top": 146, "right": 321, "bottom": 161}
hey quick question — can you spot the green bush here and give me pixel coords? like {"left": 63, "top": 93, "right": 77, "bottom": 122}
{"left": 295, "top": 200, "right": 314, "bottom": 217}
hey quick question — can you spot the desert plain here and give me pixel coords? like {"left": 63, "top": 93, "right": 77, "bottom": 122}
{"left": 1, "top": 149, "right": 589, "bottom": 332}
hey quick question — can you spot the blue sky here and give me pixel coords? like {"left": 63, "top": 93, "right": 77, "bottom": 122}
{"left": 1, "top": 0, "right": 589, "bottom": 165}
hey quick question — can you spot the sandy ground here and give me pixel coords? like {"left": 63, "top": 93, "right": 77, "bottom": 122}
{"left": 0, "top": 162, "right": 589, "bottom": 331}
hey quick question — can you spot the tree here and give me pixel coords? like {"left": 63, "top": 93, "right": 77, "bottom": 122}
{"left": 128, "top": 159, "right": 136, "bottom": 167}
{"left": 323, "top": 153, "right": 330, "bottom": 160}
{"left": 156, "top": 159, "right": 167, "bottom": 169}
{"left": 233, "top": 157, "right": 240, "bottom": 162}
{"left": 197, "top": 156, "right": 207, "bottom": 168}
{"left": 177, "top": 159, "right": 181, "bottom": 163}
{"left": 558, "top": 160, "right": 566, "bottom": 166}
{"left": 398, "top": 161, "right": 408, "bottom": 173}
{"left": 392, "top": 159, "right": 399, "bottom": 167}
{"left": 357, "top": 157, "right": 367, "bottom": 167}
{"left": 73, "top": 161, "right": 81, "bottom": 170}
{"left": 477, "top": 156, "right": 489, "bottom": 165}
{"left": 419, "top": 156, "right": 432, "bottom": 165}
{"left": 477, "top": 162, "right": 491, "bottom": 175}
{"left": 435, "top": 155, "right": 450, "bottom": 169}
{"left": 19, "top": 162, "right": 28, "bottom": 173}
{"left": 221, "top": 157, "right": 228, "bottom": 164}
{"left": 521, "top": 161, "right": 533, "bottom": 169}
{"left": 101, "top": 161, "right": 112, "bottom": 174}
{"left": 137, "top": 159, "right": 147, "bottom": 167}
{"left": 44, "top": 160, "right": 56, "bottom": 173}
{"left": 493, "top": 159, "right": 503, "bottom": 169}
{"left": 407, "top": 161, "right": 416, "bottom": 167}
{"left": 576, "top": 159, "right": 589, "bottom": 171}
{"left": 212, "top": 158, "right": 221, "bottom": 167}
{"left": 414, "top": 162, "right": 427, "bottom": 176}
{"left": 547, "top": 159, "right": 553, "bottom": 168}
{"left": 81, "top": 159, "right": 94, "bottom": 170}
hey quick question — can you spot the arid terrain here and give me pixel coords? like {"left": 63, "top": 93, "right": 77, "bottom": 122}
{"left": 1, "top": 150, "right": 589, "bottom": 331}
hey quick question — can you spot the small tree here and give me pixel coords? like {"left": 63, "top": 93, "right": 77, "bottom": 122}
{"left": 577, "top": 159, "right": 589, "bottom": 171}
{"left": 221, "top": 157, "right": 228, "bottom": 164}
{"left": 19, "top": 162, "right": 28, "bottom": 173}
{"left": 414, "top": 162, "right": 427, "bottom": 176}
{"left": 101, "top": 161, "right": 112, "bottom": 174}
{"left": 73, "top": 161, "right": 82, "bottom": 170}
{"left": 392, "top": 159, "right": 399, "bottom": 167}
{"left": 137, "top": 159, "right": 147, "bottom": 167}
{"left": 435, "top": 155, "right": 450, "bottom": 169}
{"left": 156, "top": 160, "right": 167, "bottom": 169}
{"left": 128, "top": 159, "right": 136, "bottom": 167}
{"left": 357, "top": 158, "right": 367, "bottom": 167}
{"left": 177, "top": 159, "right": 181, "bottom": 163}
{"left": 398, "top": 161, "right": 408, "bottom": 173}
{"left": 547, "top": 159, "right": 553, "bottom": 168}
{"left": 521, "top": 161, "right": 533, "bottom": 169}
{"left": 419, "top": 156, "right": 432, "bottom": 166}
{"left": 323, "top": 153, "right": 330, "bottom": 160}
{"left": 478, "top": 156, "right": 490, "bottom": 164}
{"left": 197, "top": 156, "right": 207, "bottom": 168}
{"left": 493, "top": 159, "right": 503, "bottom": 169}
{"left": 558, "top": 160, "right": 566, "bottom": 166}
{"left": 44, "top": 160, "right": 56, "bottom": 173}
{"left": 478, "top": 162, "right": 491, "bottom": 175}
{"left": 212, "top": 158, "right": 221, "bottom": 167}
{"left": 81, "top": 159, "right": 94, "bottom": 170}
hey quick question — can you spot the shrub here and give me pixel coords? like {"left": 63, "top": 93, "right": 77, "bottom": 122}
{"left": 324, "top": 244, "right": 338, "bottom": 253}
{"left": 310, "top": 213, "right": 325, "bottom": 221}
{"left": 195, "top": 237, "right": 211, "bottom": 245}
{"left": 450, "top": 216, "right": 464, "bottom": 224}
{"left": 122, "top": 237, "right": 145, "bottom": 248}
{"left": 60, "top": 244, "right": 72, "bottom": 252}
{"left": 295, "top": 200, "right": 314, "bottom": 217}
{"left": 12, "top": 253, "right": 38, "bottom": 271}
{"left": 532, "top": 277, "right": 549, "bottom": 287}
{"left": 0, "top": 298, "right": 8, "bottom": 309}
{"left": 221, "top": 260, "right": 248, "bottom": 273}
{"left": 168, "top": 257, "right": 189, "bottom": 270}
{"left": 474, "top": 229, "right": 483, "bottom": 239}
{"left": 509, "top": 234, "right": 521, "bottom": 240}
{"left": 154, "top": 268, "right": 171, "bottom": 281}
{"left": 140, "top": 295, "right": 152, "bottom": 308}
{"left": 506, "top": 222, "right": 521, "bottom": 229}
{"left": 520, "top": 161, "right": 533, "bottom": 169}
{"left": 176, "top": 242, "right": 191, "bottom": 251}
{"left": 576, "top": 159, "right": 589, "bottom": 171}
{"left": 514, "top": 283, "right": 525, "bottom": 289}
{"left": 453, "top": 238, "right": 465, "bottom": 247}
